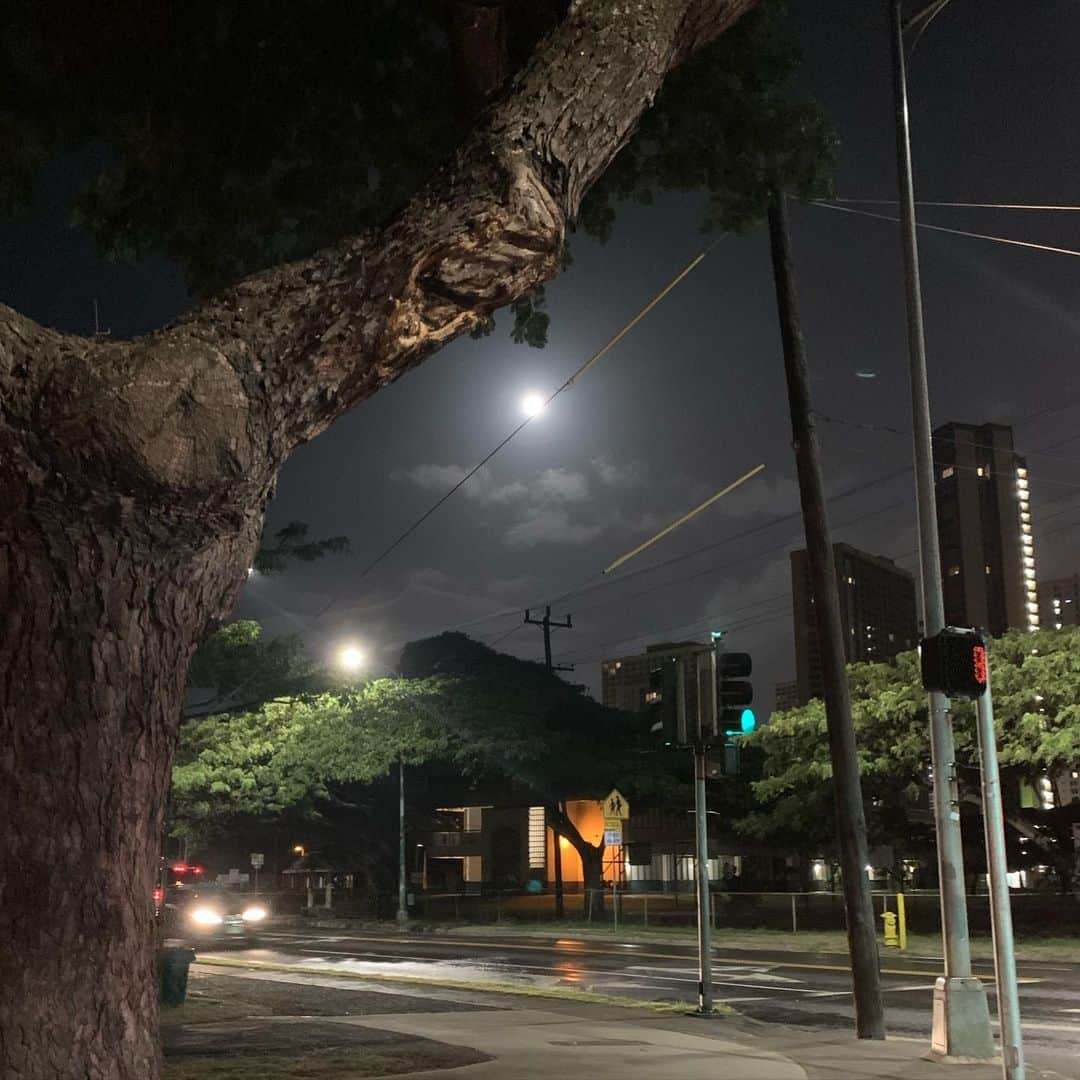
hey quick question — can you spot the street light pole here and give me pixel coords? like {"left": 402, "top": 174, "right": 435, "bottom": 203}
{"left": 397, "top": 757, "right": 408, "bottom": 923}
{"left": 888, "top": 0, "right": 993, "bottom": 1058}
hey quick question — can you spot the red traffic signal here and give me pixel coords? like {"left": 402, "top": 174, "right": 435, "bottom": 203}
{"left": 920, "top": 627, "right": 988, "bottom": 699}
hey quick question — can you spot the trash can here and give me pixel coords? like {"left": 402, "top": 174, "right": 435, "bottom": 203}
{"left": 158, "top": 947, "right": 196, "bottom": 1006}
{"left": 881, "top": 910, "right": 899, "bottom": 948}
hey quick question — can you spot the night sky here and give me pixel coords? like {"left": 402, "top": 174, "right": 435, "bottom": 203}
{"left": 4, "top": 1, "right": 1079, "bottom": 708}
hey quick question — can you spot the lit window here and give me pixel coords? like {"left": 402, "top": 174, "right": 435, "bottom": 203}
{"left": 1056, "top": 622, "right": 1063, "bottom": 630}
{"left": 985, "top": 564, "right": 992, "bottom": 575}
{"left": 941, "top": 466, "right": 955, "bottom": 479}
{"left": 948, "top": 565, "right": 961, "bottom": 576}
{"left": 976, "top": 466, "right": 986, "bottom": 477}
{"left": 1017, "top": 467, "right": 1028, "bottom": 478}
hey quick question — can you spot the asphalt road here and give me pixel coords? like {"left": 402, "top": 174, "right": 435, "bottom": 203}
{"left": 201, "top": 926, "right": 1080, "bottom": 1059}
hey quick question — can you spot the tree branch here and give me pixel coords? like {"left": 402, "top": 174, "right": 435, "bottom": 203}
{"left": 1, "top": 0, "right": 756, "bottom": 508}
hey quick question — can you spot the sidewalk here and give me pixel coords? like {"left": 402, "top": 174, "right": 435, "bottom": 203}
{"left": 166, "top": 966, "right": 1078, "bottom": 1080}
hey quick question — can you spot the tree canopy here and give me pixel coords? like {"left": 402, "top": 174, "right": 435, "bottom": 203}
{"left": 172, "top": 630, "right": 655, "bottom": 854}
{"left": 740, "top": 628, "right": 1080, "bottom": 889}
{"left": 4, "top": 1, "right": 833, "bottom": 319}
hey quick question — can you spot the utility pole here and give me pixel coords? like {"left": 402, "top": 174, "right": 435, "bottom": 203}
{"left": 525, "top": 607, "right": 573, "bottom": 918}
{"left": 766, "top": 191, "right": 885, "bottom": 1039}
{"left": 397, "top": 757, "right": 408, "bottom": 923}
{"left": 524, "top": 607, "right": 573, "bottom": 675}
{"left": 888, "top": 0, "right": 994, "bottom": 1057}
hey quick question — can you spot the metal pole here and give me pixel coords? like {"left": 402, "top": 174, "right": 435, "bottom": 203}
{"left": 397, "top": 758, "right": 408, "bottom": 923}
{"left": 888, "top": 1, "right": 992, "bottom": 1057}
{"left": 975, "top": 667, "right": 1025, "bottom": 1080}
{"left": 693, "top": 745, "right": 713, "bottom": 1015}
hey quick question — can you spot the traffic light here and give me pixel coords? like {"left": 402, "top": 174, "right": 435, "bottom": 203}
{"left": 646, "top": 659, "right": 682, "bottom": 746}
{"left": 920, "top": 627, "right": 988, "bottom": 699}
{"left": 717, "top": 651, "right": 754, "bottom": 736}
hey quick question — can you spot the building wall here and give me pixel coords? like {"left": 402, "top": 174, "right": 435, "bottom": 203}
{"left": 601, "top": 641, "right": 711, "bottom": 723}
{"left": 792, "top": 544, "right": 917, "bottom": 705}
{"left": 1038, "top": 574, "right": 1080, "bottom": 629}
{"left": 933, "top": 422, "right": 1036, "bottom": 635}
{"left": 774, "top": 680, "right": 799, "bottom": 712}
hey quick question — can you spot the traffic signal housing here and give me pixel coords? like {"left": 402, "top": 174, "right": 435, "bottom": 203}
{"left": 646, "top": 659, "right": 681, "bottom": 747}
{"left": 920, "top": 627, "right": 988, "bottom": 699}
{"left": 717, "top": 651, "right": 754, "bottom": 736}
{"left": 715, "top": 651, "right": 755, "bottom": 775}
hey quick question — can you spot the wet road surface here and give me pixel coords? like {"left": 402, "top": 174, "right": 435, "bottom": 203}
{"left": 200, "top": 926, "right": 1080, "bottom": 1059}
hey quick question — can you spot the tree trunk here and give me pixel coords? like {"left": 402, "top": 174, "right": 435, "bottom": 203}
{"left": 0, "top": 2, "right": 757, "bottom": 1074}
{"left": 0, "top": 503, "right": 258, "bottom": 1078}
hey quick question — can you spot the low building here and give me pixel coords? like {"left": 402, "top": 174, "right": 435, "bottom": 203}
{"left": 1038, "top": 574, "right": 1080, "bottom": 629}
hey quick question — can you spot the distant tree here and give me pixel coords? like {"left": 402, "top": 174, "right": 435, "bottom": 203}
{"left": 400, "top": 632, "right": 661, "bottom": 903}
{"left": 171, "top": 676, "right": 450, "bottom": 847}
{"left": 739, "top": 629, "right": 1080, "bottom": 891}
{"left": 183, "top": 620, "right": 318, "bottom": 719}
{"left": 252, "top": 520, "right": 350, "bottom": 575}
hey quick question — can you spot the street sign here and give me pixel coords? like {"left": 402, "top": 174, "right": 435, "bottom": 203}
{"left": 603, "top": 826, "right": 623, "bottom": 846}
{"left": 250, "top": 852, "right": 265, "bottom": 868}
{"left": 603, "top": 788, "right": 630, "bottom": 820}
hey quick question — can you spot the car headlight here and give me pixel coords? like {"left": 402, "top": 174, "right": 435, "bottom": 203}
{"left": 242, "top": 906, "right": 267, "bottom": 923}
{"left": 190, "top": 907, "right": 223, "bottom": 926}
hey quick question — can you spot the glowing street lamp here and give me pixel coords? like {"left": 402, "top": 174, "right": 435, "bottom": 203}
{"left": 336, "top": 643, "right": 365, "bottom": 673}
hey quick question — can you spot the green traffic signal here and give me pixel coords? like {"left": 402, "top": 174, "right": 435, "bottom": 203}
{"left": 739, "top": 707, "right": 756, "bottom": 734}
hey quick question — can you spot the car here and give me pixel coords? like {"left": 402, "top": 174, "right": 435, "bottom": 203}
{"left": 160, "top": 883, "right": 269, "bottom": 947}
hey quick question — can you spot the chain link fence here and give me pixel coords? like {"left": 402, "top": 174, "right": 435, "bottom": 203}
{"left": 263, "top": 885, "right": 1080, "bottom": 936}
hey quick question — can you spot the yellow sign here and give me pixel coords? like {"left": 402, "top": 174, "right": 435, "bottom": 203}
{"left": 603, "top": 788, "right": 630, "bottom": 820}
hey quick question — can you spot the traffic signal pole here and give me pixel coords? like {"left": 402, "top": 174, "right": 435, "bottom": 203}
{"left": 975, "top": 664, "right": 1025, "bottom": 1080}
{"left": 767, "top": 191, "right": 884, "bottom": 1038}
{"left": 889, "top": 1, "right": 993, "bottom": 1057}
{"left": 693, "top": 739, "right": 714, "bottom": 1015}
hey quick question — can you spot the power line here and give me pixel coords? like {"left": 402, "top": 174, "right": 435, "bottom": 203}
{"left": 812, "top": 200, "right": 1080, "bottom": 260}
{"left": 312, "top": 237, "right": 723, "bottom": 619}
{"left": 815, "top": 412, "right": 1080, "bottom": 467}
{"left": 543, "top": 466, "right": 914, "bottom": 611}
{"left": 830, "top": 198, "right": 1080, "bottom": 212}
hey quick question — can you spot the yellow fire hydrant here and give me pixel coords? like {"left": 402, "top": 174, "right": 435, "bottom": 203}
{"left": 881, "top": 910, "right": 899, "bottom": 948}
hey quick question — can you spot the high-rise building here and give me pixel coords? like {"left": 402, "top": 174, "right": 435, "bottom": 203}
{"left": 1038, "top": 574, "right": 1080, "bottom": 630}
{"left": 601, "top": 640, "right": 710, "bottom": 717}
{"left": 774, "top": 680, "right": 799, "bottom": 713}
{"left": 791, "top": 544, "right": 918, "bottom": 706}
{"left": 933, "top": 422, "right": 1037, "bottom": 635}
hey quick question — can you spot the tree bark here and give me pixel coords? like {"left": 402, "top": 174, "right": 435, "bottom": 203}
{"left": 0, "top": 3, "right": 756, "bottom": 1074}
{"left": 766, "top": 191, "right": 886, "bottom": 1039}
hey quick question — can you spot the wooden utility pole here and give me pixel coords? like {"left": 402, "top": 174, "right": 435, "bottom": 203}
{"left": 766, "top": 190, "right": 885, "bottom": 1039}
{"left": 525, "top": 606, "right": 573, "bottom": 918}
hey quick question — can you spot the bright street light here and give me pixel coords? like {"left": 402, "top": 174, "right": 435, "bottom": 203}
{"left": 336, "top": 643, "right": 365, "bottom": 673}
{"left": 521, "top": 391, "right": 546, "bottom": 418}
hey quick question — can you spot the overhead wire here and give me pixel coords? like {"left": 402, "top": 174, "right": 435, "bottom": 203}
{"left": 829, "top": 198, "right": 1080, "bottom": 212}
{"left": 311, "top": 237, "right": 724, "bottom": 621}
{"left": 812, "top": 200, "right": 1080, "bottom": 260}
